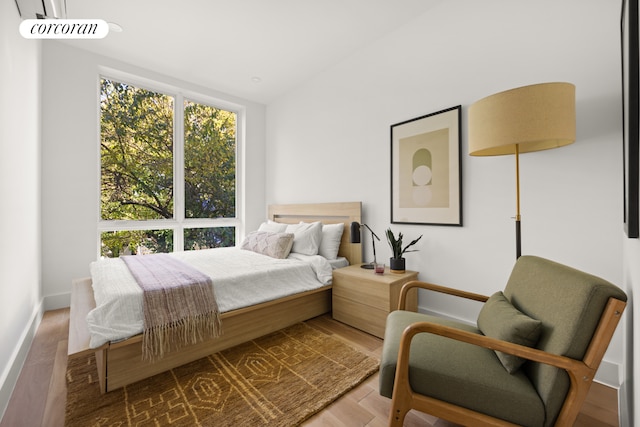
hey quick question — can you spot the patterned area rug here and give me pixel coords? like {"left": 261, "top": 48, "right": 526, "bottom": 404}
{"left": 65, "top": 322, "right": 379, "bottom": 426}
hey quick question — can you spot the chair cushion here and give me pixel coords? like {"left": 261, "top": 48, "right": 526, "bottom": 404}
{"left": 477, "top": 291, "right": 542, "bottom": 373}
{"left": 380, "top": 310, "right": 545, "bottom": 427}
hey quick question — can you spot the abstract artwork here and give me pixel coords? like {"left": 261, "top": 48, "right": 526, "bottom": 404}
{"left": 391, "top": 106, "right": 461, "bottom": 225}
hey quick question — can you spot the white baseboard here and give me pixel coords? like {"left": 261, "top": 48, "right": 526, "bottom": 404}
{"left": 43, "top": 292, "right": 71, "bottom": 311}
{"left": 0, "top": 301, "right": 44, "bottom": 422}
{"left": 419, "top": 306, "right": 622, "bottom": 388}
{"left": 593, "top": 360, "right": 620, "bottom": 388}
{"left": 619, "top": 380, "right": 632, "bottom": 427}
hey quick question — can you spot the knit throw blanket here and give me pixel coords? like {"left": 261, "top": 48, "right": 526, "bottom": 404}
{"left": 121, "top": 254, "right": 222, "bottom": 361}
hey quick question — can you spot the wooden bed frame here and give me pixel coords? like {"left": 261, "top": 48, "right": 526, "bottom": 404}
{"left": 67, "top": 201, "right": 362, "bottom": 393}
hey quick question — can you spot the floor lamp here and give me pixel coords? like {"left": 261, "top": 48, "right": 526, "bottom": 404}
{"left": 468, "top": 82, "right": 576, "bottom": 258}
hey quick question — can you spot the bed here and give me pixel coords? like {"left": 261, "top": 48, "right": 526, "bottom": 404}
{"left": 67, "top": 201, "right": 363, "bottom": 393}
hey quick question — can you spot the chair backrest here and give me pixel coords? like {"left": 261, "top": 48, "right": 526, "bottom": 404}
{"left": 503, "top": 256, "right": 627, "bottom": 426}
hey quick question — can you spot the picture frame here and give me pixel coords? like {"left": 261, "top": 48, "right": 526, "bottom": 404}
{"left": 390, "top": 105, "right": 462, "bottom": 226}
{"left": 622, "top": 0, "right": 639, "bottom": 238}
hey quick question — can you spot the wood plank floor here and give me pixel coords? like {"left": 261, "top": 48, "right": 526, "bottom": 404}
{"left": 1, "top": 309, "right": 620, "bottom": 427}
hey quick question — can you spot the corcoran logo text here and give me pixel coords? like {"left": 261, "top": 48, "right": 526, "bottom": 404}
{"left": 20, "top": 19, "right": 109, "bottom": 39}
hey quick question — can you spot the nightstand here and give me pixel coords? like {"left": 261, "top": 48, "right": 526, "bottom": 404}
{"left": 332, "top": 264, "right": 418, "bottom": 338}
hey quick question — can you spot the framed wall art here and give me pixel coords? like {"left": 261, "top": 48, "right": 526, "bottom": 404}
{"left": 390, "top": 105, "right": 462, "bottom": 226}
{"left": 622, "top": 0, "right": 639, "bottom": 238}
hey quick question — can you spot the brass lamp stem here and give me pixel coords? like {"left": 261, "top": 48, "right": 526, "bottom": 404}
{"left": 515, "top": 143, "right": 521, "bottom": 220}
{"left": 515, "top": 144, "right": 522, "bottom": 258}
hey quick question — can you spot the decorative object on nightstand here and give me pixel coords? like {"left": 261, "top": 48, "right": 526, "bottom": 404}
{"left": 374, "top": 263, "right": 385, "bottom": 274}
{"left": 385, "top": 228, "right": 422, "bottom": 273}
{"left": 350, "top": 222, "right": 381, "bottom": 269}
{"left": 469, "top": 82, "right": 576, "bottom": 258}
{"left": 332, "top": 264, "right": 419, "bottom": 338}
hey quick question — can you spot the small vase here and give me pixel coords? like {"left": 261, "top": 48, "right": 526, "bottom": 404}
{"left": 389, "top": 257, "right": 405, "bottom": 273}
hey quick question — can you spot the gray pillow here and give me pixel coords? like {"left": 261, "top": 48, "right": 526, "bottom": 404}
{"left": 477, "top": 291, "right": 542, "bottom": 374}
{"left": 240, "top": 231, "right": 294, "bottom": 259}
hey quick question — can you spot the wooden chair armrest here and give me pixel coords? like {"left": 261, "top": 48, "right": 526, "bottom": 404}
{"left": 398, "top": 280, "right": 489, "bottom": 310}
{"left": 399, "top": 297, "right": 626, "bottom": 374}
{"left": 396, "top": 321, "right": 591, "bottom": 387}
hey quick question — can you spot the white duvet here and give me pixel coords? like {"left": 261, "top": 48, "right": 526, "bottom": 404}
{"left": 87, "top": 247, "right": 334, "bottom": 348}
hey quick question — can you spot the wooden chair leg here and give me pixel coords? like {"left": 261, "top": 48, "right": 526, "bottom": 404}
{"left": 389, "top": 397, "right": 410, "bottom": 427}
{"left": 389, "top": 381, "right": 413, "bottom": 426}
{"left": 388, "top": 322, "right": 419, "bottom": 426}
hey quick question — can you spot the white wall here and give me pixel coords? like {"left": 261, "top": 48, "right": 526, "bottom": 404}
{"left": 39, "top": 41, "right": 267, "bottom": 304}
{"left": 266, "top": 0, "right": 626, "bottom": 388}
{"left": 0, "top": 0, "right": 42, "bottom": 418}
{"left": 623, "top": 238, "right": 639, "bottom": 426}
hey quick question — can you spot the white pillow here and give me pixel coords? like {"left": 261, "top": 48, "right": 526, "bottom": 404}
{"left": 318, "top": 223, "right": 344, "bottom": 260}
{"left": 286, "top": 221, "right": 323, "bottom": 256}
{"left": 258, "top": 220, "right": 287, "bottom": 233}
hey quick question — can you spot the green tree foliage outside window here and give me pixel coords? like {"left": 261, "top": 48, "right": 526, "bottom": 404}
{"left": 101, "top": 229, "right": 174, "bottom": 258}
{"left": 100, "top": 79, "right": 237, "bottom": 256}
{"left": 184, "top": 100, "right": 236, "bottom": 219}
{"left": 101, "top": 80, "right": 174, "bottom": 221}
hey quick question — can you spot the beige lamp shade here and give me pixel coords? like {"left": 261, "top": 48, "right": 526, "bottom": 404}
{"left": 468, "top": 82, "right": 576, "bottom": 156}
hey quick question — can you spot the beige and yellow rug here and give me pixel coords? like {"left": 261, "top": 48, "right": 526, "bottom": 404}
{"left": 65, "top": 322, "right": 379, "bottom": 426}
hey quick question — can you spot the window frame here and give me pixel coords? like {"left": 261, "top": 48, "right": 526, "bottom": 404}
{"left": 96, "top": 69, "right": 244, "bottom": 255}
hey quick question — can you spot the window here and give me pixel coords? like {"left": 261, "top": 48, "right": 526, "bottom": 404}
{"left": 99, "top": 77, "right": 239, "bottom": 257}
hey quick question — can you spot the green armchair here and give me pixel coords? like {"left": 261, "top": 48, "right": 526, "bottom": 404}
{"left": 379, "top": 255, "right": 627, "bottom": 426}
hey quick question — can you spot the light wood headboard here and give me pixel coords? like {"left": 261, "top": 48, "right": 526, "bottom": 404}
{"left": 268, "top": 202, "right": 362, "bottom": 265}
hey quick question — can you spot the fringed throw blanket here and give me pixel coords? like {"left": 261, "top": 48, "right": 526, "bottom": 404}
{"left": 121, "top": 254, "right": 222, "bottom": 361}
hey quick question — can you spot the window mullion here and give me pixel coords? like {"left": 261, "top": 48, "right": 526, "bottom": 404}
{"left": 174, "top": 93, "right": 185, "bottom": 251}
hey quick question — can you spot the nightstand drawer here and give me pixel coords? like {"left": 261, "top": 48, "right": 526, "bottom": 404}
{"left": 332, "top": 276, "right": 391, "bottom": 311}
{"left": 332, "top": 295, "right": 387, "bottom": 338}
